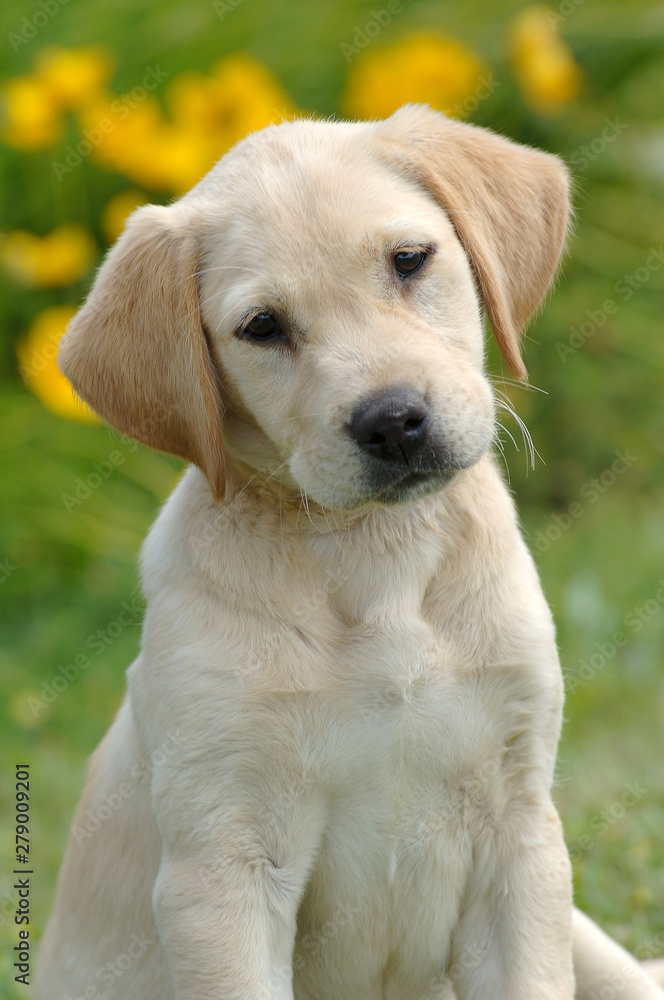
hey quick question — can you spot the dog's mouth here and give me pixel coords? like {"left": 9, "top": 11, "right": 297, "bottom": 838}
{"left": 304, "top": 440, "right": 487, "bottom": 512}
{"left": 368, "top": 463, "right": 461, "bottom": 506}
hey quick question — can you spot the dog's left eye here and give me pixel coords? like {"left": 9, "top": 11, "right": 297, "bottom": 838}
{"left": 393, "top": 250, "right": 426, "bottom": 277}
{"left": 241, "top": 312, "right": 284, "bottom": 343}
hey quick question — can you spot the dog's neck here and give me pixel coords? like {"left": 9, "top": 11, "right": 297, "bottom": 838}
{"left": 220, "top": 451, "right": 458, "bottom": 536}
{"left": 182, "top": 452, "right": 514, "bottom": 632}
{"left": 141, "top": 454, "right": 517, "bottom": 641}
{"left": 219, "top": 453, "right": 387, "bottom": 534}
{"left": 216, "top": 451, "right": 511, "bottom": 564}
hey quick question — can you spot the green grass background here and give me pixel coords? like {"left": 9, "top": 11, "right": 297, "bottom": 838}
{"left": 1, "top": 0, "right": 663, "bottom": 994}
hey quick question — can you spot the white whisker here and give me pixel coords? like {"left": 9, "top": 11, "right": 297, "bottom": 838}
{"left": 492, "top": 375, "right": 548, "bottom": 396}
{"left": 492, "top": 383, "right": 542, "bottom": 475}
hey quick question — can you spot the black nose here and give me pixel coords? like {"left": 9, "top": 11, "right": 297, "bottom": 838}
{"left": 350, "top": 389, "right": 429, "bottom": 462}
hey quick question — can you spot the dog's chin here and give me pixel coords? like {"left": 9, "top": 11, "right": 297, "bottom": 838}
{"left": 356, "top": 442, "right": 490, "bottom": 508}
{"left": 305, "top": 464, "right": 470, "bottom": 513}
{"left": 370, "top": 467, "right": 460, "bottom": 507}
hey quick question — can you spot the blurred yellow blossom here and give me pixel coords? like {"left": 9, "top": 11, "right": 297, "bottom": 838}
{"left": 342, "top": 33, "right": 489, "bottom": 120}
{"left": 35, "top": 45, "right": 115, "bottom": 109}
{"left": 16, "top": 307, "right": 98, "bottom": 423}
{"left": 168, "top": 54, "right": 297, "bottom": 143}
{"left": 0, "top": 74, "right": 62, "bottom": 150}
{"left": 1, "top": 225, "right": 96, "bottom": 287}
{"left": 510, "top": 7, "right": 583, "bottom": 115}
{"left": 1, "top": 45, "right": 115, "bottom": 150}
{"left": 2, "top": 46, "right": 298, "bottom": 196}
{"left": 163, "top": 54, "right": 298, "bottom": 190}
{"left": 76, "top": 54, "right": 297, "bottom": 195}
{"left": 140, "top": 124, "right": 216, "bottom": 194}
{"left": 205, "top": 54, "right": 298, "bottom": 139}
{"left": 77, "top": 95, "right": 215, "bottom": 193}
{"left": 101, "top": 190, "right": 149, "bottom": 243}
{"left": 77, "top": 93, "right": 165, "bottom": 181}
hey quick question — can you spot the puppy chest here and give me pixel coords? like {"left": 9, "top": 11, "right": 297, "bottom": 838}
{"left": 322, "top": 662, "right": 522, "bottom": 827}
{"left": 287, "top": 677, "right": 513, "bottom": 999}
{"left": 218, "top": 647, "right": 546, "bottom": 996}
{"left": 243, "top": 653, "right": 538, "bottom": 868}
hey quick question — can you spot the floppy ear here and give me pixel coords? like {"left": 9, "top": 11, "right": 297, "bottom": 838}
{"left": 374, "top": 105, "right": 571, "bottom": 380}
{"left": 59, "top": 204, "right": 225, "bottom": 499}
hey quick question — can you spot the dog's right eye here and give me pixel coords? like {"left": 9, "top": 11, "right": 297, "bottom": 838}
{"left": 240, "top": 312, "right": 285, "bottom": 344}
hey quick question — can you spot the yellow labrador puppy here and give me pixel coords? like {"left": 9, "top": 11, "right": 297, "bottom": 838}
{"left": 35, "top": 106, "right": 663, "bottom": 1000}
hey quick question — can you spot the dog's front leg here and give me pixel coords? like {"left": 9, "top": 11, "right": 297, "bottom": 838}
{"left": 153, "top": 845, "right": 299, "bottom": 1000}
{"left": 450, "top": 802, "right": 575, "bottom": 1000}
{"left": 147, "top": 753, "right": 324, "bottom": 1000}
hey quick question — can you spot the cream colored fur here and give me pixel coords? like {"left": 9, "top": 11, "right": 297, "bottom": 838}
{"left": 35, "top": 106, "right": 663, "bottom": 1000}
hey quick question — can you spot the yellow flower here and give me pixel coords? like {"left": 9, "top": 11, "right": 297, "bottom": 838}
{"left": 0, "top": 74, "right": 62, "bottom": 150}
{"left": 206, "top": 54, "right": 298, "bottom": 142}
{"left": 100, "top": 119, "right": 216, "bottom": 195}
{"left": 71, "top": 55, "right": 298, "bottom": 194}
{"left": 77, "top": 94, "right": 166, "bottom": 181}
{"left": 84, "top": 55, "right": 298, "bottom": 195}
{"left": 166, "top": 70, "right": 218, "bottom": 133}
{"left": 0, "top": 225, "right": 96, "bottom": 287}
{"left": 35, "top": 45, "right": 116, "bottom": 110}
{"left": 166, "top": 53, "right": 298, "bottom": 167}
{"left": 101, "top": 189, "right": 149, "bottom": 243}
{"left": 342, "top": 33, "right": 489, "bottom": 121}
{"left": 16, "top": 307, "right": 98, "bottom": 424}
{"left": 509, "top": 7, "right": 583, "bottom": 115}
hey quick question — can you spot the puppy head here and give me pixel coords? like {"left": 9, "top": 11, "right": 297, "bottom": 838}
{"left": 59, "top": 106, "right": 569, "bottom": 510}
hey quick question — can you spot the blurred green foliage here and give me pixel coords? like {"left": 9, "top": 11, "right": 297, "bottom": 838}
{"left": 0, "top": 1, "right": 663, "bottom": 994}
